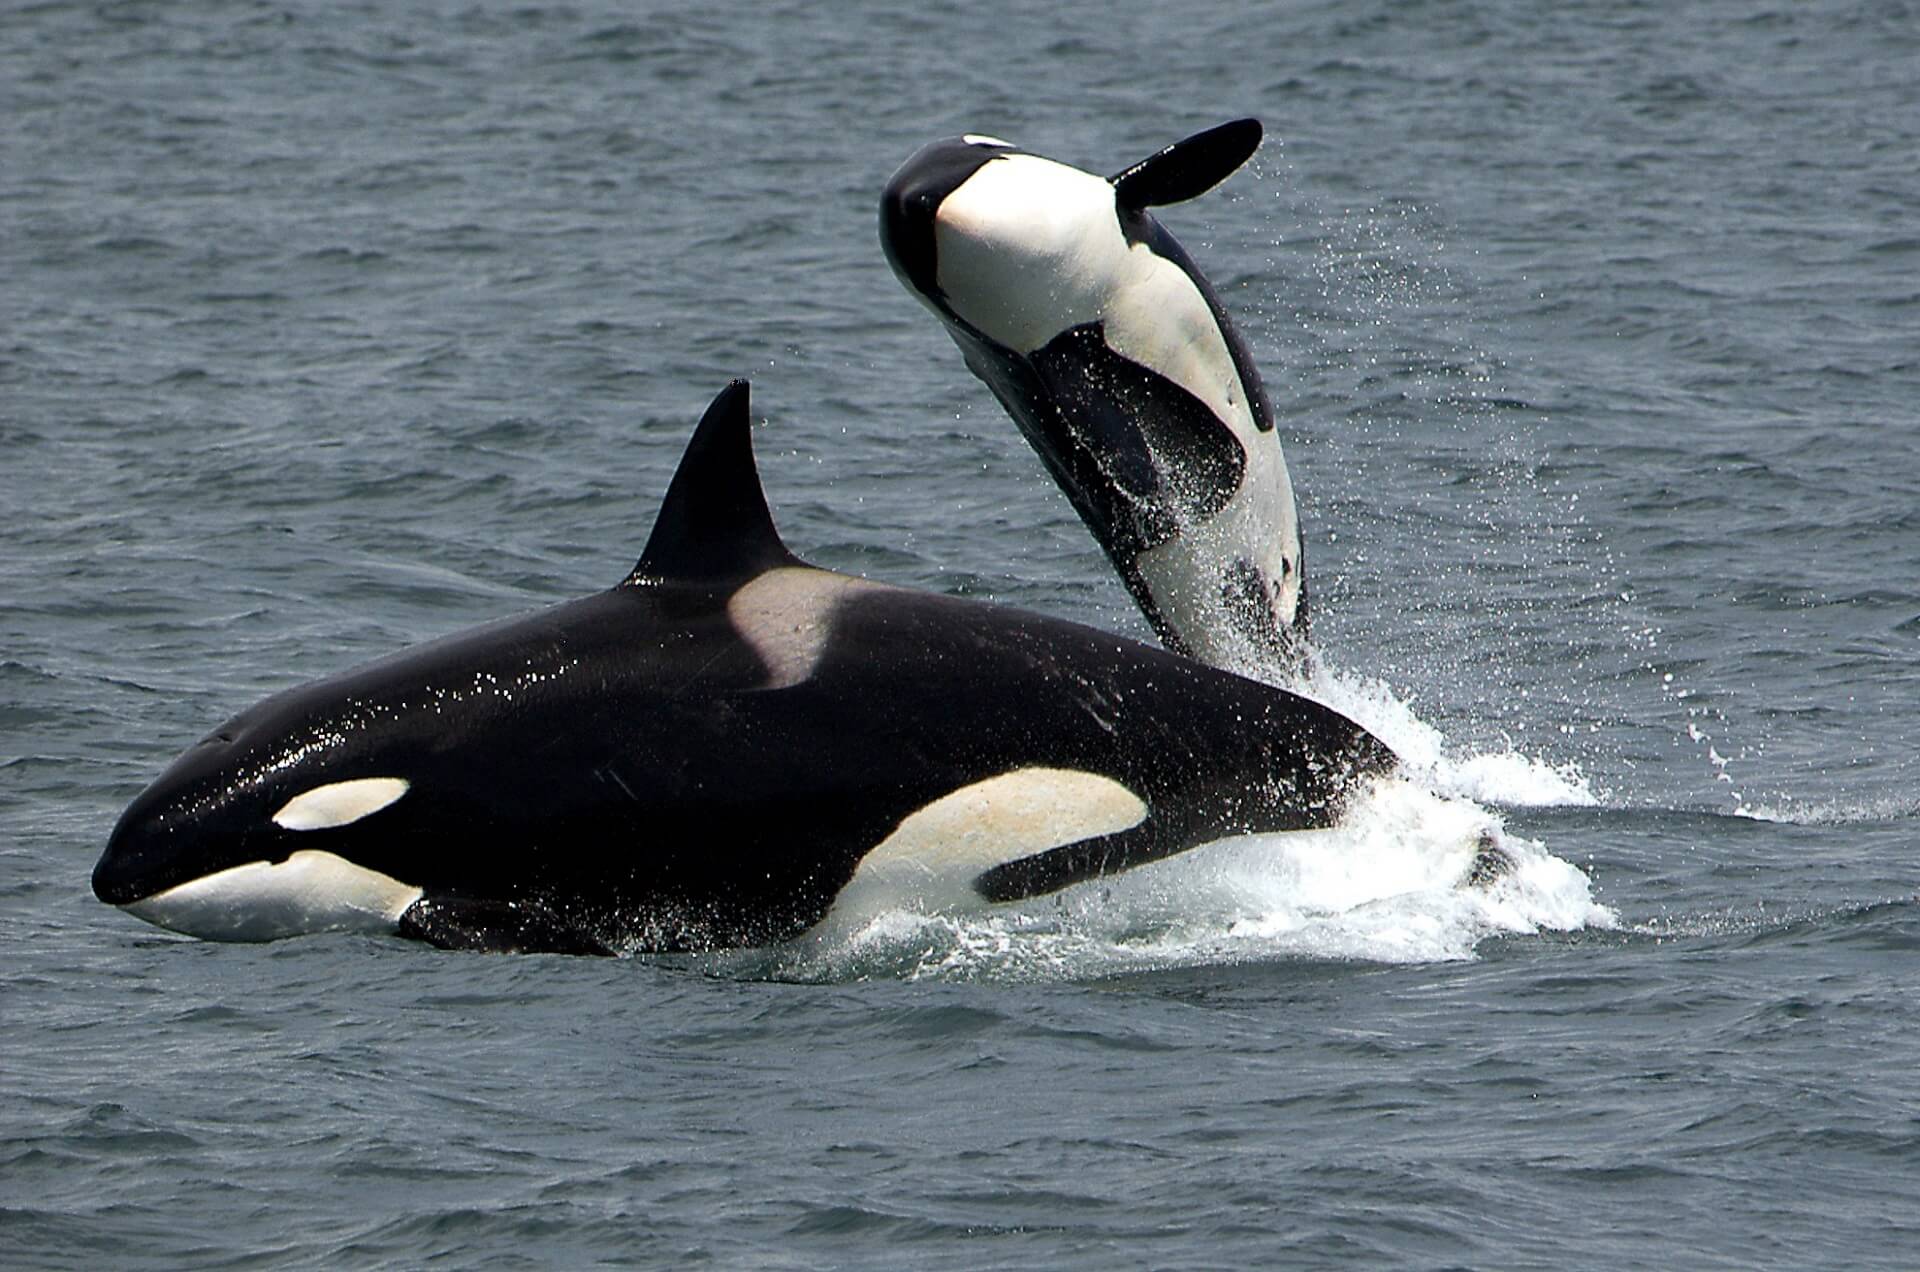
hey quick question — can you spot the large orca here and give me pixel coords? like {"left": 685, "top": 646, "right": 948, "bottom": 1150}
{"left": 92, "top": 382, "right": 1395, "bottom": 955}
{"left": 881, "top": 119, "right": 1304, "bottom": 672}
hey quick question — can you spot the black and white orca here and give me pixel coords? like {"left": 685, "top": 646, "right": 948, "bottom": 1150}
{"left": 881, "top": 119, "right": 1304, "bottom": 672}
{"left": 92, "top": 382, "right": 1395, "bottom": 956}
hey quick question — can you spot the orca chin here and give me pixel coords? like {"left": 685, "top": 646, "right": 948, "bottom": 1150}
{"left": 120, "top": 851, "right": 422, "bottom": 943}
{"left": 881, "top": 119, "right": 1306, "bottom": 674}
{"left": 94, "top": 380, "right": 1397, "bottom": 956}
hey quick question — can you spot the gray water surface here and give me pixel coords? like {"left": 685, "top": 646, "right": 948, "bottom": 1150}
{"left": 6, "top": 2, "right": 1918, "bottom": 1267}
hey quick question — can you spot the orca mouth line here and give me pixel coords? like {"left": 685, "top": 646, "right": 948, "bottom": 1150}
{"left": 93, "top": 816, "right": 270, "bottom": 907}
{"left": 93, "top": 845, "right": 196, "bottom": 908}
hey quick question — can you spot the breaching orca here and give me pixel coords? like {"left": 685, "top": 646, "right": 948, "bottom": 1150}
{"left": 881, "top": 119, "right": 1303, "bottom": 672}
{"left": 93, "top": 382, "right": 1395, "bottom": 955}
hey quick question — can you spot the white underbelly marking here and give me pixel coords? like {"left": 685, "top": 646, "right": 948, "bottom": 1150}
{"left": 833, "top": 767, "right": 1149, "bottom": 917}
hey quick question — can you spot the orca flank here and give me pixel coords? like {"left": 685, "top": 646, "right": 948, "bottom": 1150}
{"left": 881, "top": 120, "right": 1307, "bottom": 674}
{"left": 95, "top": 381, "right": 1395, "bottom": 955}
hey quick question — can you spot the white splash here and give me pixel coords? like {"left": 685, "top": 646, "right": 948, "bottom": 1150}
{"left": 700, "top": 775, "right": 1612, "bottom": 984}
{"left": 1297, "top": 658, "right": 1600, "bottom": 809}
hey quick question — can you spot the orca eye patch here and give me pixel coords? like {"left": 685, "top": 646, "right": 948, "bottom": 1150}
{"left": 272, "top": 777, "right": 411, "bottom": 831}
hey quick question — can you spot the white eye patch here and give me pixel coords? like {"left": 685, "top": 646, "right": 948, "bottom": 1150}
{"left": 272, "top": 777, "right": 410, "bottom": 831}
{"left": 962, "top": 133, "right": 1013, "bottom": 148}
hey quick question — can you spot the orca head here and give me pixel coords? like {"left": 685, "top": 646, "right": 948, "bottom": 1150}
{"left": 879, "top": 133, "right": 1020, "bottom": 314}
{"left": 881, "top": 132, "right": 1134, "bottom": 355}
{"left": 93, "top": 694, "right": 429, "bottom": 942}
{"left": 96, "top": 380, "right": 800, "bottom": 946}
{"left": 879, "top": 120, "right": 1264, "bottom": 354}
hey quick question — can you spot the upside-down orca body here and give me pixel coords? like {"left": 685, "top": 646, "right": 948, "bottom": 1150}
{"left": 881, "top": 119, "right": 1304, "bottom": 672}
{"left": 93, "top": 383, "right": 1395, "bottom": 955}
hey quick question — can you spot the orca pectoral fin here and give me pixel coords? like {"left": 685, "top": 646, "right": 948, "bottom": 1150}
{"left": 1109, "top": 118, "right": 1262, "bottom": 211}
{"left": 1028, "top": 335, "right": 1163, "bottom": 504}
{"left": 954, "top": 329, "right": 1164, "bottom": 556}
{"left": 972, "top": 822, "right": 1172, "bottom": 904}
{"left": 1027, "top": 325, "right": 1248, "bottom": 531}
{"left": 397, "top": 895, "right": 615, "bottom": 956}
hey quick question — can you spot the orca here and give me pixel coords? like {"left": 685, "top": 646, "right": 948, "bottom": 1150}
{"left": 881, "top": 119, "right": 1305, "bottom": 672}
{"left": 93, "top": 381, "right": 1395, "bottom": 956}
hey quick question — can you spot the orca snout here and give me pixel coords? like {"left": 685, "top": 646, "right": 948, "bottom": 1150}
{"left": 879, "top": 136, "right": 1005, "bottom": 302}
{"left": 879, "top": 164, "right": 944, "bottom": 300}
{"left": 93, "top": 781, "right": 232, "bottom": 907}
{"left": 94, "top": 730, "right": 249, "bottom": 906}
{"left": 95, "top": 767, "right": 424, "bottom": 942}
{"left": 93, "top": 804, "right": 186, "bottom": 907}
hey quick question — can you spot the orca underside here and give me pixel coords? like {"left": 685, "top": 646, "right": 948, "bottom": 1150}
{"left": 881, "top": 119, "right": 1307, "bottom": 672}
{"left": 94, "top": 382, "right": 1396, "bottom": 955}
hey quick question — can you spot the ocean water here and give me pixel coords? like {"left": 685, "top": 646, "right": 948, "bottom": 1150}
{"left": 5, "top": 0, "right": 1918, "bottom": 1266}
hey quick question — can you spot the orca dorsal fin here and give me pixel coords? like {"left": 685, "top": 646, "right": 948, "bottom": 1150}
{"left": 625, "top": 379, "right": 800, "bottom": 587}
{"left": 1109, "top": 118, "right": 1263, "bottom": 211}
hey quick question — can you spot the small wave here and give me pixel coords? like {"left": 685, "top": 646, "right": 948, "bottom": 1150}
{"left": 1732, "top": 796, "right": 1920, "bottom": 826}
{"left": 1628, "top": 896, "right": 1920, "bottom": 950}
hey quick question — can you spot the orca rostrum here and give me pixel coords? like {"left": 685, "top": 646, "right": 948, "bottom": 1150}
{"left": 93, "top": 382, "right": 1395, "bottom": 955}
{"left": 882, "top": 120, "right": 1307, "bottom": 672}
